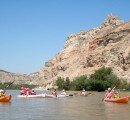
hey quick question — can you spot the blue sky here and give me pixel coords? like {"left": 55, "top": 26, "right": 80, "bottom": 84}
{"left": 0, "top": 0, "right": 130, "bottom": 74}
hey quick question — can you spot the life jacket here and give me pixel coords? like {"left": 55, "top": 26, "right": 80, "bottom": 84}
{"left": 61, "top": 92, "right": 66, "bottom": 95}
{"left": 114, "top": 94, "right": 120, "bottom": 99}
{"left": 20, "top": 89, "right": 27, "bottom": 95}
{"left": 0, "top": 93, "right": 4, "bottom": 97}
{"left": 29, "top": 90, "right": 36, "bottom": 95}
{"left": 105, "top": 91, "right": 112, "bottom": 98}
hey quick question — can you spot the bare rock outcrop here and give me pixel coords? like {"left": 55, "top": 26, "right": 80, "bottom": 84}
{"left": 0, "top": 69, "right": 40, "bottom": 85}
{"left": 1, "top": 14, "right": 130, "bottom": 86}
{"left": 38, "top": 14, "right": 130, "bottom": 85}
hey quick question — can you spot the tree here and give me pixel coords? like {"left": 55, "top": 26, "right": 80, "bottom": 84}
{"left": 89, "top": 67, "right": 121, "bottom": 91}
{"left": 56, "top": 77, "right": 64, "bottom": 90}
{"left": 73, "top": 75, "right": 88, "bottom": 90}
{"left": 63, "top": 77, "right": 70, "bottom": 90}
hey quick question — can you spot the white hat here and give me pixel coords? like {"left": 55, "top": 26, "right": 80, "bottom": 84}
{"left": 82, "top": 88, "right": 85, "bottom": 91}
{"left": 108, "top": 88, "right": 111, "bottom": 91}
{"left": 62, "top": 89, "right": 65, "bottom": 92}
{"left": 0, "top": 89, "right": 4, "bottom": 93}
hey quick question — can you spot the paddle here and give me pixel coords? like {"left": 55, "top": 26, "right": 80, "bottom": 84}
{"left": 3, "top": 81, "right": 15, "bottom": 92}
{"left": 69, "top": 94, "right": 73, "bottom": 96}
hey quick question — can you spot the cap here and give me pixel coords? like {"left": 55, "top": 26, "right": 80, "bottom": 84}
{"left": 82, "top": 88, "right": 85, "bottom": 91}
{"left": 108, "top": 88, "right": 111, "bottom": 91}
{"left": 0, "top": 89, "right": 4, "bottom": 93}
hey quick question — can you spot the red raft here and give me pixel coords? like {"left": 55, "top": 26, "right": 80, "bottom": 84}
{"left": 0, "top": 95, "right": 12, "bottom": 102}
{"left": 104, "top": 96, "right": 129, "bottom": 103}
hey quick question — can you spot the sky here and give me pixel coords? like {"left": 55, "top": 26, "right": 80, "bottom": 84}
{"left": 0, "top": 0, "right": 130, "bottom": 74}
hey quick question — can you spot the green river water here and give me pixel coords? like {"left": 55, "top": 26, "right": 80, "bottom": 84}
{"left": 0, "top": 90, "right": 130, "bottom": 120}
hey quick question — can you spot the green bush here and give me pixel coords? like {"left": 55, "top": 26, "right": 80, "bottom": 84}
{"left": 56, "top": 75, "right": 89, "bottom": 91}
{"left": 73, "top": 75, "right": 88, "bottom": 90}
{"left": 63, "top": 77, "right": 71, "bottom": 90}
{"left": 56, "top": 77, "right": 71, "bottom": 90}
{"left": 89, "top": 67, "right": 121, "bottom": 91}
{"left": 0, "top": 82, "right": 37, "bottom": 90}
{"left": 120, "top": 80, "right": 130, "bottom": 90}
{"left": 56, "top": 77, "right": 65, "bottom": 90}
{"left": 55, "top": 67, "right": 130, "bottom": 91}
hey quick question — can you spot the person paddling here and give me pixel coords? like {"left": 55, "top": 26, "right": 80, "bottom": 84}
{"left": 105, "top": 88, "right": 113, "bottom": 99}
{"left": 30, "top": 89, "right": 36, "bottom": 95}
{"left": 0, "top": 89, "right": 5, "bottom": 97}
{"left": 20, "top": 87, "right": 27, "bottom": 95}
{"left": 60, "top": 89, "right": 67, "bottom": 95}
{"left": 113, "top": 90, "right": 120, "bottom": 99}
{"left": 81, "top": 88, "right": 86, "bottom": 96}
{"left": 51, "top": 89, "right": 57, "bottom": 97}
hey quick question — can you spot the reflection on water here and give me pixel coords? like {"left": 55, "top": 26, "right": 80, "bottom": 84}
{"left": 0, "top": 90, "right": 130, "bottom": 120}
{"left": 0, "top": 102, "right": 11, "bottom": 106}
{"left": 104, "top": 102, "right": 130, "bottom": 120}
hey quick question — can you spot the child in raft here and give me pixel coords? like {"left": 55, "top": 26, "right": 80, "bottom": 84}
{"left": 105, "top": 88, "right": 113, "bottom": 99}
{"left": 60, "top": 89, "right": 67, "bottom": 95}
{"left": 113, "top": 91, "right": 120, "bottom": 99}
{"left": 81, "top": 88, "right": 86, "bottom": 96}
{"left": 20, "top": 87, "right": 36, "bottom": 95}
{"left": 51, "top": 89, "right": 57, "bottom": 96}
{"left": 0, "top": 89, "right": 5, "bottom": 97}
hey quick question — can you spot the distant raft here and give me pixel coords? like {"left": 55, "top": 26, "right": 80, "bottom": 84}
{"left": 45, "top": 94, "right": 70, "bottom": 98}
{"left": 17, "top": 94, "right": 73, "bottom": 98}
{"left": 104, "top": 96, "right": 129, "bottom": 103}
{"left": 17, "top": 94, "right": 46, "bottom": 98}
{"left": 0, "top": 95, "right": 11, "bottom": 102}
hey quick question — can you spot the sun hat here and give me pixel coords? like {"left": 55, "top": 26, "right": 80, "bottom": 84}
{"left": 0, "top": 89, "right": 4, "bottom": 93}
{"left": 108, "top": 88, "right": 111, "bottom": 91}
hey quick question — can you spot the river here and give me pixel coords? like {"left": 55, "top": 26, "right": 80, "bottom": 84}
{"left": 0, "top": 90, "right": 130, "bottom": 120}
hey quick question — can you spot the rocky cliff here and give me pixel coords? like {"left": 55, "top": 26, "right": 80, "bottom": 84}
{"left": 38, "top": 14, "right": 130, "bottom": 85}
{"left": 0, "top": 69, "right": 39, "bottom": 85}
{"left": 1, "top": 14, "right": 130, "bottom": 86}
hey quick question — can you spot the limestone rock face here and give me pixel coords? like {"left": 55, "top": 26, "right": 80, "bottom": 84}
{"left": 38, "top": 14, "right": 130, "bottom": 84}
{"left": 1, "top": 14, "right": 130, "bottom": 86}
{"left": 0, "top": 69, "right": 40, "bottom": 85}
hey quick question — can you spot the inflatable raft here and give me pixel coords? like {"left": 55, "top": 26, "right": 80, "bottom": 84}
{"left": 45, "top": 94, "right": 70, "bottom": 98}
{"left": 18, "top": 94, "right": 72, "bottom": 98}
{"left": 104, "top": 96, "right": 129, "bottom": 103}
{"left": 17, "top": 94, "right": 46, "bottom": 98}
{"left": 0, "top": 95, "right": 11, "bottom": 102}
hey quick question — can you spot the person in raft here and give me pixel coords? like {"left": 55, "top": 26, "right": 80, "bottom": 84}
{"left": 113, "top": 90, "right": 120, "bottom": 99}
{"left": 60, "top": 89, "right": 67, "bottom": 95}
{"left": 105, "top": 88, "right": 114, "bottom": 99}
{"left": 30, "top": 89, "right": 36, "bottom": 95}
{"left": 81, "top": 88, "right": 86, "bottom": 96}
{"left": 51, "top": 89, "right": 57, "bottom": 97}
{"left": 0, "top": 89, "right": 5, "bottom": 97}
{"left": 20, "top": 87, "right": 27, "bottom": 95}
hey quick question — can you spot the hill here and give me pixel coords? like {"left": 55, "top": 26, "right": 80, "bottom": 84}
{"left": 1, "top": 14, "right": 130, "bottom": 87}
{"left": 38, "top": 14, "right": 130, "bottom": 85}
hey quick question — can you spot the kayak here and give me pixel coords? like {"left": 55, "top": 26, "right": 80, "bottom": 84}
{"left": 104, "top": 96, "right": 129, "bottom": 103}
{"left": 17, "top": 94, "right": 46, "bottom": 98}
{"left": 0, "top": 95, "right": 11, "bottom": 102}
